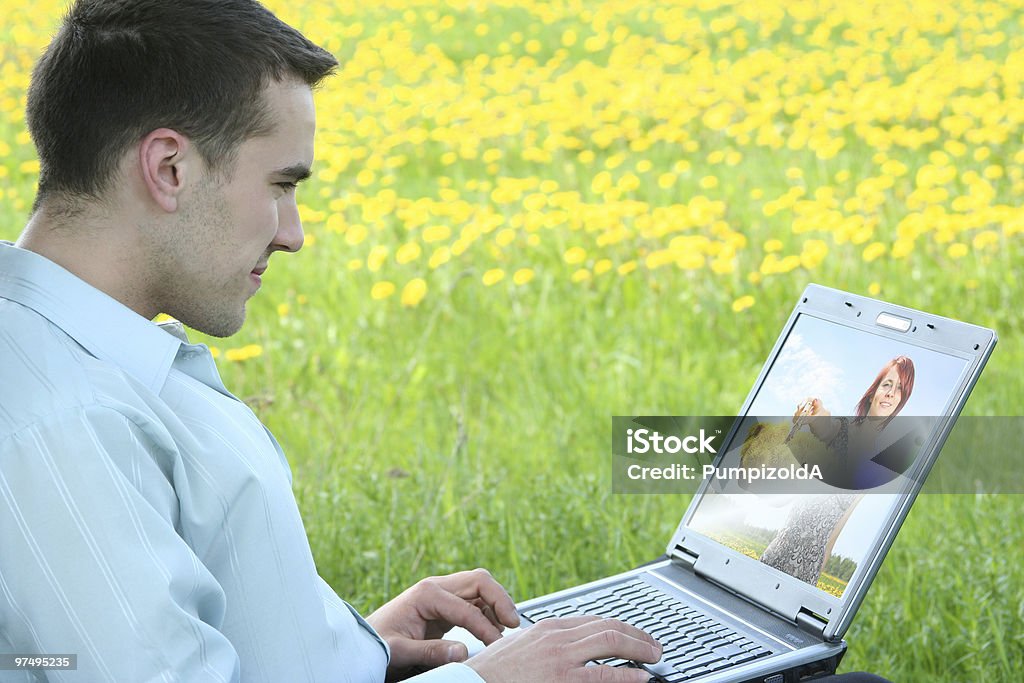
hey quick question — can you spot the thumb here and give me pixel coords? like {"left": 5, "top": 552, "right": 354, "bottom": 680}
{"left": 400, "top": 639, "right": 469, "bottom": 668}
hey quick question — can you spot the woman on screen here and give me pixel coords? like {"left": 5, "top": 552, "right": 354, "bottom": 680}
{"left": 759, "top": 356, "right": 916, "bottom": 589}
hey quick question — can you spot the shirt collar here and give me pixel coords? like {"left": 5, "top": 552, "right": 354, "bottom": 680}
{"left": 0, "top": 241, "right": 182, "bottom": 395}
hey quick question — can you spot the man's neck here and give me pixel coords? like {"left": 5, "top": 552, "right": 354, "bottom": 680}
{"left": 16, "top": 207, "right": 159, "bottom": 320}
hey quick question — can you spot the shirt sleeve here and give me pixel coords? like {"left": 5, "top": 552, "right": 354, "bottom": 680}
{"left": 405, "top": 663, "right": 487, "bottom": 683}
{"left": 0, "top": 405, "right": 241, "bottom": 682}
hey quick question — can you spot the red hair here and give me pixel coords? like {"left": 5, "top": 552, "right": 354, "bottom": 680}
{"left": 854, "top": 355, "right": 915, "bottom": 429}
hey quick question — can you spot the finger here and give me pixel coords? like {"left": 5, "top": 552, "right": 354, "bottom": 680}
{"left": 532, "top": 615, "right": 604, "bottom": 629}
{"left": 571, "top": 629, "right": 661, "bottom": 665}
{"left": 569, "top": 617, "right": 660, "bottom": 648}
{"left": 391, "top": 637, "right": 469, "bottom": 670}
{"left": 421, "top": 584, "right": 504, "bottom": 645}
{"left": 577, "top": 664, "right": 654, "bottom": 683}
{"left": 561, "top": 619, "right": 661, "bottom": 662}
{"left": 474, "top": 599, "right": 504, "bottom": 630}
{"left": 439, "top": 568, "right": 520, "bottom": 629}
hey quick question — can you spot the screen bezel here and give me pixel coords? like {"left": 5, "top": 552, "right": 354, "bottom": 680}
{"left": 668, "top": 284, "right": 997, "bottom": 641}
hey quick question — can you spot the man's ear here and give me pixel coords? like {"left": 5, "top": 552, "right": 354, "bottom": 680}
{"left": 139, "top": 128, "right": 192, "bottom": 213}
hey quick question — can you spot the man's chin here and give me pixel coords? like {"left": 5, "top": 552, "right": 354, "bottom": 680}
{"left": 171, "top": 306, "right": 247, "bottom": 339}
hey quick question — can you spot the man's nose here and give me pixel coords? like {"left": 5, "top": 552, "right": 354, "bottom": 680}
{"left": 275, "top": 200, "right": 305, "bottom": 253}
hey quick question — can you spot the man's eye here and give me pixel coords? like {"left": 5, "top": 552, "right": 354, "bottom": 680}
{"left": 276, "top": 182, "right": 298, "bottom": 192}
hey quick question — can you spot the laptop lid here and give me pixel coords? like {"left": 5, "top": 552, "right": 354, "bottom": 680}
{"left": 667, "top": 284, "right": 996, "bottom": 642}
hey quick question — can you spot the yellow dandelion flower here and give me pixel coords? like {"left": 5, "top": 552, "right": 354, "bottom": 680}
{"left": 710, "top": 257, "right": 734, "bottom": 275}
{"left": 346, "top": 224, "right": 368, "bottom": 246}
{"left": 513, "top": 268, "right": 534, "bottom": 285}
{"left": 593, "top": 259, "right": 613, "bottom": 275}
{"left": 356, "top": 169, "right": 375, "bottom": 187}
{"left": 972, "top": 231, "right": 999, "bottom": 250}
{"left": 947, "top": 243, "right": 968, "bottom": 259}
{"left": 367, "top": 245, "right": 389, "bottom": 272}
{"left": 868, "top": 282, "right": 882, "bottom": 297}
{"left": 617, "top": 261, "right": 637, "bottom": 275}
{"left": 400, "top": 278, "right": 427, "bottom": 307}
{"left": 764, "top": 239, "right": 783, "bottom": 253}
{"left": 277, "top": 303, "right": 290, "bottom": 318}
{"left": 618, "top": 173, "right": 641, "bottom": 192}
{"left": 209, "top": 346, "right": 221, "bottom": 359}
{"left": 563, "top": 246, "right": 587, "bottom": 265}
{"left": 482, "top": 269, "right": 505, "bottom": 286}
{"left": 495, "top": 229, "right": 516, "bottom": 247}
{"left": 732, "top": 295, "right": 755, "bottom": 313}
{"left": 428, "top": 247, "right": 451, "bottom": 270}
{"left": 590, "top": 171, "right": 612, "bottom": 194}
{"left": 225, "top": 344, "right": 263, "bottom": 362}
{"left": 800, "top": 240, "right": 829, "bottom": 269}
{"left": 395, "top": 242, "right": 422, "bottom": 265}
{"left": 422, "top": 225, "right": 451, "bottom": 243}
{"left": 371, "top": 281, "right": 395, "bottom": 300}
{"left": 891, "top": 240, "right": 914, "bottom": 259}
{"left": 862, "top": 242, "right": 887, "bottom": 262}
{"left": 658, "top": 173, "right": 676, "bottom": 190}
{"left": 699, "top": 175, "right": 719, "bottom": 190}
{"left": 571, "top": 268, "right": 592, "bottom": 283}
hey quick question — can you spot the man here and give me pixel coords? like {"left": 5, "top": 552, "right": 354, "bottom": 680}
{"left": 0, "top": 1, "right": 660, "bottom": 681}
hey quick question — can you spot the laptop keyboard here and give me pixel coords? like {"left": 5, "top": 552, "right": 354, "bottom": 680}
{"left": 521, "top": 578, "right": 774, "bottom": 682}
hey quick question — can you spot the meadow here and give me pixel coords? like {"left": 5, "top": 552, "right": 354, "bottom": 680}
{"left": 2, "top": 0, "right": 1023, "bottom": 680}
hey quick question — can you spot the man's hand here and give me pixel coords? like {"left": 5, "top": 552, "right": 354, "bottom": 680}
{"left": 366, "top": 568, "right": 520, "bottom": 679}
{"left": 466, "top": 615, "right": 662, "bottom": 683}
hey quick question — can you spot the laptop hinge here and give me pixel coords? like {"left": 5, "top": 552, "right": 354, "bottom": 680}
{"left": 670, "top": 545, "right": 699, "bottom": 571}
{"left": 796, "top": 608, "right": 828, "bottom": 638}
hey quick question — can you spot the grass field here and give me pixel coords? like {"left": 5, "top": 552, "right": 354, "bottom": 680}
{"left": 2, "top": 0, "right": 1023, "bottom": 680}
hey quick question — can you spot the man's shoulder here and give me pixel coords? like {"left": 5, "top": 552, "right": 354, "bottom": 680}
{"left": 0, "top": 298, "right": 144, "bottom": 439}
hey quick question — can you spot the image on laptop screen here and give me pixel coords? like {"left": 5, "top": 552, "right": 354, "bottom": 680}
{"left": 687, "top": 314, "right": 970, "bottom": 598}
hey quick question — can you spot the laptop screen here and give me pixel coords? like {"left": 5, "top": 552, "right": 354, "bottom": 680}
{"left": 685, "top": 313, "right": 970, "bottom": 598}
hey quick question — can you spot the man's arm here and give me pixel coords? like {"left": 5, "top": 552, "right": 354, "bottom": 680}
{"left": 0, "top": 405, "right": 240, "bottom": 682}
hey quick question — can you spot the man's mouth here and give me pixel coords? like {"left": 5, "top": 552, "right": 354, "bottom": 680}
{"left": 250, "top": 263, "right": 267, "bottom": 288}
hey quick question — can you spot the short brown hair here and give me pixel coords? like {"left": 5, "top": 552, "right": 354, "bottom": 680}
{"left": 27, "top": 0, "right": 337, "bottom": 208}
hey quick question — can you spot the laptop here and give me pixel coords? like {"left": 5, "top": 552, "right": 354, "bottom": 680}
{"left": 451, "top": 284, "right": 996, "bottom": 682}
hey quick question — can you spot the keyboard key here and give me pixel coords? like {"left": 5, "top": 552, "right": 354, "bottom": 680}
{"left": 680, "top": 652, "right": 722, "bottom": 669}
{"left": 712, "top": 643, "right": 746, "bottom": 659}
{"left": 643, "top": 658, "right": 681, "bottom": 678}
{"left": 730, "top": 651, "right": 760, "bottom": 665}
{"left": 677, "top": 665, "right": 708, "bottom": 679}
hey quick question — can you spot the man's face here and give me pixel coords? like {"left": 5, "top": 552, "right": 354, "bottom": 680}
{"left": 867, "top": 367, "right": 902, "bottom": 418}
{"left": 153, "top": 79, "right": 315, "bottom": 337}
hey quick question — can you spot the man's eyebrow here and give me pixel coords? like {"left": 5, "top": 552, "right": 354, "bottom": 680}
{"left": 273, "top": 164, "right": 312, "bottom": 182}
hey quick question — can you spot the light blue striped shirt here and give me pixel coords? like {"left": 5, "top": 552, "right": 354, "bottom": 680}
{"left": 0, "top": 242, "right": 483, "bottom": 683}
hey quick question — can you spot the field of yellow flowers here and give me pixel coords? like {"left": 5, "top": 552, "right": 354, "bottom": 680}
{"left": 2, "top": 1, "right": 1022, "bottom": 680}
